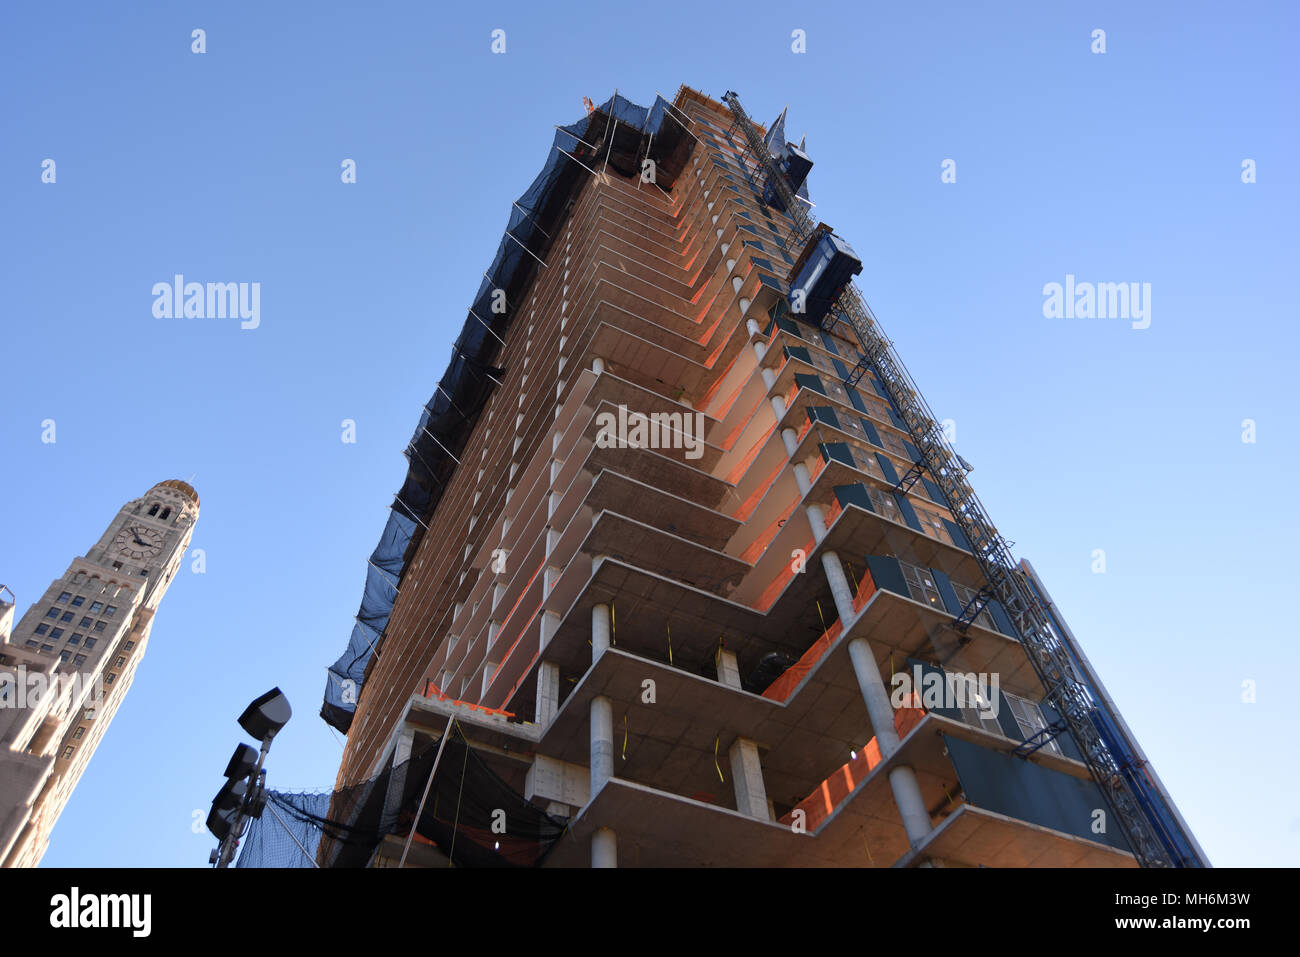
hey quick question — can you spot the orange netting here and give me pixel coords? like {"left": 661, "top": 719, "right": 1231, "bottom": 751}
{"left": 761, "top": 619, "right": 843, "bottom": 702}
{"left": 778, "top": 694, "right": 927, "bottom": 833}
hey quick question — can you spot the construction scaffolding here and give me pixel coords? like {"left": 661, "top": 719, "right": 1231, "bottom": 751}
{"left": 720, "top": 90, "right": 1199, "bottom": 868}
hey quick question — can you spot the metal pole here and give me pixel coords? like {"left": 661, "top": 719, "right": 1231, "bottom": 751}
{"left": 265, "top": 801, "right": 320, "bottom": 868}
{"left": 398, "top": 713, "right": 456, "bottom": 868}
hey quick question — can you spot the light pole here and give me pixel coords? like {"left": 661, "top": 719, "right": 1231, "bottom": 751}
{"left": 206, "top": 687, "right": 292, "bottom": 868}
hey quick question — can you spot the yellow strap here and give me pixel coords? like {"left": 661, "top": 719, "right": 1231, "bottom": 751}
{"left": 847, "top": 561, "right": 857, "bottom": 596}
{"left": 622, "top": 715, "right": 628, "bottom": 761}
{"left": 611, "top": 601, "right": 616, "bottom": 645}
{"left": 714, "top": 735, "right": 725, "bottom": 782}
{"left": 815, "top": 599, "right": 828, "bottom": 636}
{"left": 860, "top": 828, "right": 874, "bottom": 864}
{"left": 667, "top": 622, "right": 673, "bottom": 664}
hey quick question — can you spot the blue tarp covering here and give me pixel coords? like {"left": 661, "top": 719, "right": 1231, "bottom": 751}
{"left": 322, "top": 93, "right": 696, "bottom": 732}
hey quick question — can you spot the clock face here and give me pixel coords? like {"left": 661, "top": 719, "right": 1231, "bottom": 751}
{"left": 113, "top": 524, "right": 164, "bottom": 561}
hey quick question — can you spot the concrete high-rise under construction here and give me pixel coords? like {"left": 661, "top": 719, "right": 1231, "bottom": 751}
{"left": 318, "top": 87, "right": 1206, "bottom": 868}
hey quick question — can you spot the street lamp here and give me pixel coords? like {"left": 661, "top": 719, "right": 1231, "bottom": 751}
{"left": 206, "top": 687, "right": 291, "bottom": 867}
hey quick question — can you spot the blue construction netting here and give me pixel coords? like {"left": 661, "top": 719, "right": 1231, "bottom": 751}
{"left": 321, "top": 92, "right": 697, "bottom": 732}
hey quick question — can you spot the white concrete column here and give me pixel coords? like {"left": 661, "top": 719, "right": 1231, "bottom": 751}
{"left": 590, "top": 694, "right": 614, "bottom": 795}
{"left": 781, "top": 427, "right": 800, "bottom": 458}
{"left": 728, "top": 737, "right": 770, "bottom": 820}
{"left": 592, "top": 603, "right": 611, "bottom": 661}
{"left": 888, "top": 765, "right": 933, "bottom": 845}
{"left": 536, "top": 661, "right": 560, "bottom": 727}
{"left": 592, "top": 357, "right": 605, "bottom": 374}
{"left": 592, "top": 827, "right": 617, "bottom": 868}
{"left": 820, "top": 551, "right": 856, "bottom": 624}
{"left": 716, "top": 648, "right": 742, "bottom": 689}
{"left": 846, "top": 635, "right": 934, "bottom": 847}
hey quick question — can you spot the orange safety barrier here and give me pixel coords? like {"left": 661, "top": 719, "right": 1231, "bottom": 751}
{"left": 761, "top": 619, "right": 843, "bottom": 702}
{"left": 852, "top": 568, "right": 877, "bottom": 612}
{"left": 420, "top": 681, "right": 516, "bottom": 721}
{"left": 754, "top": 535, "right": 814, "bottom": 612}
{"left": 738, "top": 497, "right": 801, "bottom": 565}
{"left": 778, "top": 696, "right": 928, "bottom": 833}
{"left": 731, "top": 457, "right": 785, "bottom": 522}
{"left": 725, "top": 421, "right": 776, "bottom": 484}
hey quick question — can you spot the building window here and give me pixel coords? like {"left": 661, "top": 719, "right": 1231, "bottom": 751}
{"left": 115, "top": 656, "right": 126, "bottom": 667}
{"left": 60, "top": 611, "right": 74, "bottom": 623}
{"left": 57, "top": 592, "right": 71, "bottom": 603}
{"left": 61, "top": 747, "right": 74, "bottom": 759}
{"left": 73, "top": 655, "right": 86, "bottom": 666}
{"left": 35, "top": 624, "right": 48, "bottom": 636}
{"left": 104, "top": 605, "right": 117, "bottom": 617}
{"left": 40, "top": 644, "right": 54, "bottom": 654}
{"left": 68, "top": 634, "right": 82, "bottom": 646}
{"left": 25, "top": 640, "right": 37, "bottom": 648}
{"left": 45, "top": 607, "right": 59, "bottom": 619}
{"left": 79, "top": 617, "right": 92, "bottom": 628}
{"left": 123, "top": 641, "right": 135, "bottom": 651}
{"left": 900, "top": 562, "right": 943, "bottom": 608}
{"left": 90, "top": 601, "right": 103, "bottom": 613}
{"left": 160, "top": 507, "right": 171, "bottom": 520}
{"left": 60, "top": 651, "right": 71, "bottom": 663}
{"left": 73, "top": 727, "right": 85, "bottom": 740}
{"left": 105, "top": 673, "right": 116, "bottom": 685}
{"left": 950, "top": 673, "right": 1004, "bottom": 737}
{"left": 83, "top": 638, "right": 97, "bottom": 650}
{"left": 92, "top": 622, "right": 105, "bottom": 633}
{"left": 1005, "top": 693, "right": 1063, "bottom": 755}
{"left": 148, "top": 504, "right": 159, "bottom": 516}
{"left": 49, "top": 629, "right": 63, "bottom": 640}
{"left": 71, "top": 596, "right": 84, "bottom": 607}
{"left": 111, "top": 561, "right": 123, "bottom": 570}
{"left": 139, "top": 568, "right": 149, "bottom": 576}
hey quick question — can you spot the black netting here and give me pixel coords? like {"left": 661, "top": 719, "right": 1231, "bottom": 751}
{"left": 321, "top": 91, "right": 697, "bottom": 733}
{"left": 236, "top": 723, "right": 566, "bottom": 868}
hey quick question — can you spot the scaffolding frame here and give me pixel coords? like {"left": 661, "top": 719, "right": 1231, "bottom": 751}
{"left": 721, "top": 90, "right": 1174, "bottom": 868}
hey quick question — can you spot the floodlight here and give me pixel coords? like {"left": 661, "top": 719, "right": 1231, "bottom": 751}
{"left": 223, "top": 742, "right": 259, "bottom": 779}
{"left": 237, "top": 687, "right": 292, "bottom": 743}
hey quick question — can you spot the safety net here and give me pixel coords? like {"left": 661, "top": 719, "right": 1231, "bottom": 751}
{"left": 321, "top": 92, "right": 698, "bottom": 732}
{"left": 237, "top": 721, "right": 568, "bottom": 867}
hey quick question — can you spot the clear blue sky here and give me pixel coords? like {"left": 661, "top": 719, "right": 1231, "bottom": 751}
{"left": 1, "top": 1, "right": 1295, "bottom": 867}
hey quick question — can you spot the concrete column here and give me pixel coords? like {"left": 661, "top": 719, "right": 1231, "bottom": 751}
{"left": 781, "top": 427, "right": 800, "bottom": 458}
{"left": 591, "top": 827, "right": 617, "bottom": 868}
{"left": 592, "top": 603, "right": 611, "bottom": 661}
{"left": 820, "top": 551, "right": 856, "bottom": 624}
{"left": 716, "top": 648, "right": 742, "bottom": 689}
{"left": 728, "top": 737, "right": 770, "bottom": 820}
{"left": 590, "top": 694, "right": 614, "bottom": 795}
{"left": 846, "top": 636, "right": 934, "bottom": 848}
{"left": 536, "top": 661, "right": 560, "bottom": 727}
{"left": 888, "top": 765, "right": 933, "bottom": 845}
{"left": 846, "top": 637, "right": 897, "bottom": 751}
{"left": 592, "top": 357, "right": 605, "bottom": 374}
{"left": 760, "top": 367, "right": 778, "bottom": 389}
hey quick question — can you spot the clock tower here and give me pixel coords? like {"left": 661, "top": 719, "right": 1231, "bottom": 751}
{"left": 0, "top": 480, "right": 199, "bottom": 867}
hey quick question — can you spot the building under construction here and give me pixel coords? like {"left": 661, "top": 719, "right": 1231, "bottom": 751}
{"left": 306, "top": 86, "right": 1207, "bottom": 869}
